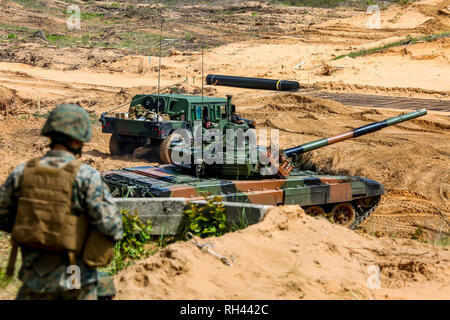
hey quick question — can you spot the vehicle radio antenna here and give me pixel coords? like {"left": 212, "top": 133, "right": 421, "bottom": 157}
{"left": 201, "top": 46, "right": 204, "bottom": 107}
{"left": 157, "top": 13, "right": 163, "bottom": 113}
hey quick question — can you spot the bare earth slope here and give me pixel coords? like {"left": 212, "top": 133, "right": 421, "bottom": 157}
{"left": 115, "top": 206, "right": 450, "bottom": 300}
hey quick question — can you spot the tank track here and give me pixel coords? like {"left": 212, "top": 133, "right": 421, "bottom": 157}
{"left": 350, "top": 196, "right": 382, "bottom": 230}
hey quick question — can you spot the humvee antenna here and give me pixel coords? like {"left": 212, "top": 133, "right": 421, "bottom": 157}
{"left": 201, "top": 46, "right": 204, "bottom": 107}
{"left": 157, "top": 14, "right": 163, "bottom": 112}
{"left": 104, "top": 80, "right": 187, "bottom": 115}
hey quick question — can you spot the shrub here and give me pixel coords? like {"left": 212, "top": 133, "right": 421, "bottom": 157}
{"left": 183, "top": 193, "right": 227, "bottom": 238}
{"left": 106, "top": 209, "right": 152, "bottom": 274}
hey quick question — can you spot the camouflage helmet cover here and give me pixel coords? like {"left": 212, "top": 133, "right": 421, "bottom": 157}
{"left": 41, "top": 104, "right": 92, "bottom": 142}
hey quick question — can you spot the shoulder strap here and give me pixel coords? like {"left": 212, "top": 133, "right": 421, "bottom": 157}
{"left": 25, "top": 158, "right": 39, "bottom": 169}
{"left": 64, "top": 158, "right": 85, "bottom": 204}
{"left": 63, "top": 158, "right": 84, "bottom": 175}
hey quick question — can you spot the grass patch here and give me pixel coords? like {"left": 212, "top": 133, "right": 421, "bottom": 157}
{"left": 429, "top": 236, "right": 450, "bottom": 247}
{"left": 80, "top": 12, "right": 104, "bottom": 21}
{"left": 46, "top": 32, "right": 103, "bottom": 47}
{"left": 116, "top": 31, "right": 174, "bottom": 56}
{"left": 269, "top": 0, "right": 350, "bottom": 8}
{"left": 11, "top": 0, "right": 47, "bottom": 10}
{"left": 0, "top": 23, "right": 37, "bottom": 34}
{"left": 333, "top": 31, "right": 450, "bottom": 60}
{"left": 103, "top": 209, "right": 153, "bottom": 275}
{"left": 0, "top": 232, "right": 21, "bottom": 300}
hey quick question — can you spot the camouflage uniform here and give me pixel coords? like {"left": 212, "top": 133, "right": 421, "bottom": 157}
{"left": 0, "top": 104, "right": 123, "bottom": 300}
{"left": 0, "top": 150, "right": 123, "bottom": 299}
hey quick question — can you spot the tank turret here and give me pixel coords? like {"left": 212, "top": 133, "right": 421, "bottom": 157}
{"left": 171, "top": 109, "right": 427, "bottom": 178}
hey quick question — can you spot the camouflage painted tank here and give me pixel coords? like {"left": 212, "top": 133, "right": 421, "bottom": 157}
{"left": 102, "top": 109, "right": 427, "bottom": 229}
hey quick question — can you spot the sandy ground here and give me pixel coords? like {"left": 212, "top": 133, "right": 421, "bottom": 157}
{"left": 115, "top": 206, "right": 450, "bottom": 300}
{"left": 0, "top": 0, "right": 449, "bottom": 299}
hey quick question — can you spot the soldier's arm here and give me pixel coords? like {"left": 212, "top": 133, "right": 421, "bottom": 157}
{"left": 0, "top": 164, "right": 25, "bottom": 232}
{"left": 83, "top": 166, "right": 123, "bottom": 241}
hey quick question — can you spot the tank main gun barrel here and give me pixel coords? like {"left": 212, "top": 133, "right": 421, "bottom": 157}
{"left": 283, "top": 109, "right": 427, "bottom": 157}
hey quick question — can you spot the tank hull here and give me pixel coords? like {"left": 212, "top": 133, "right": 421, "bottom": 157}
{"left": 102, "top": 165, "right": 384, "bottom": 229}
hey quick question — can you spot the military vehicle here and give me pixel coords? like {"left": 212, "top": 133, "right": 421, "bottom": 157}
{"left": 100, "top": 94, "right": 255, "bottom": 163}
{"left": 102, "top": 109, "right": 427, "bottom": 229}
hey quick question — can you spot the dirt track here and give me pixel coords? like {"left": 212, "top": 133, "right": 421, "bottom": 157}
{"left": 0, "top": 0, "right": 449, "bottom": 300}
{"left": 305, "top": 91, "right": 450, "bottom": 111}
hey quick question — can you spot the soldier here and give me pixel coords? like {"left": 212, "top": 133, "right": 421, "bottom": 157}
{"left": 0, "top": 104, "right": 123, "bottom": 300}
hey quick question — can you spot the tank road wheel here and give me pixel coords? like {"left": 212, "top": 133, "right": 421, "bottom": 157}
{"left": 357, "top": 196, "right": 381, "bottom": 209}
{"left": 305, "top": 206, "right": 326, "bottom": 217}
{"left": 331, "top": 202, "right": 356, "bottom": 227}
{"left": 109, "top": 135, "right": 136, "bottom": 155}
{"left": 159, "top": 133, "right": 183, "bottom": 164}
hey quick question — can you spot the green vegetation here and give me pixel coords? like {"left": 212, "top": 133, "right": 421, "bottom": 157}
{"left": 105, "top": 209, "right": 153, "bottom": 274}
{"left": 409, "top": 227, "right": 425, "bottom": 241}
{"left": 0, "top": 232, "right": 21, "bottom": 299}
{"left": 429, "top": 236, "right": 450, "bottom": 247}
{"left": 32, "top": 111, "right": 50, "bottom": 119}
{"left": 0, "top": 23, "right": 37, "bottom": 34}
{"left": 119, "top": 31, "right": 162, "bottom": 55}
{"left": 80, "top": 12, "right": 104, "bottom": 21}
{"left": 11, "top": 0, "right": 47, "bottom": 10}
{"left": 183, "top": 32, "right": 196, "bottom": 42}
{"left": 409, "top": 227, "right": 450, "bottom": 247}
{"left": 333, "top": 31, "right": 450, "bottom": 60}
{"left": 183, "top": 193, "right": 227, "bottom": 238}
{"left": 269, "top": 0, "right": 349, "bottom": 8}
{"left": 231, "top": 207, "right": 250, "bottom": 232}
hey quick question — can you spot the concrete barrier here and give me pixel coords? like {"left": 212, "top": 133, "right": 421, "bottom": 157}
{"left": 113, "top": 198, "right": 274, "bottom": 235}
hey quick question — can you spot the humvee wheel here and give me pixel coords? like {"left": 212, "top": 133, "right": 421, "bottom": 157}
{"left": 159, "top": 133, "right": 183, "bottom": 164}
{"left": 331, "top": 202, "right": 356, "bottom": 227}
{"left": 305, "top": 206, "right": 326, "bottom": 217}
{"left": 109, "top": 136, "right": 136, "bottom": 155}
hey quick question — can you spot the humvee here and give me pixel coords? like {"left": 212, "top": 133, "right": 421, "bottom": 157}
{"left": 99, "top": 94, "right": 255, "bottom": 163}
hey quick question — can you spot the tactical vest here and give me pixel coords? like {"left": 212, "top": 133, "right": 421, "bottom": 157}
{"left": 10, "top": 158, "right": 114, "bottom": 268}
{"left": 12, "top": 158, "right": 88, "bottom": 254}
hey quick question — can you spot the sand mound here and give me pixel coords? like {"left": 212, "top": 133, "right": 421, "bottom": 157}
{"left": 0, "top": 85, "right": 37, "bottom": 116}
{"left": 114, "top": 206, "right": 450, "bottom": 300}
{"left": 238, "top": 93, "right": 450, "bottom": 238}
{"left": 0, "top": 86, "right": 16, "bottom": 114}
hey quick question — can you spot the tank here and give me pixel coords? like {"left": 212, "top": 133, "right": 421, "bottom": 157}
{"left": 102, "top": 109, "right": 427, "bottom": 229}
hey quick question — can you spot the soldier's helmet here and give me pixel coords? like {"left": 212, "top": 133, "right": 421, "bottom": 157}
{"left": 41, "top": 104, "right": 92, "bottom": 142}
